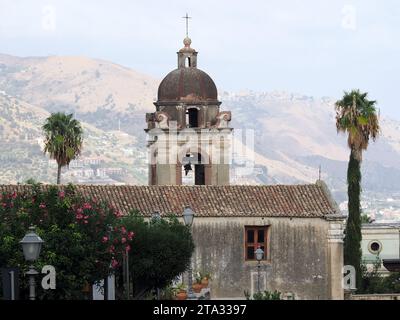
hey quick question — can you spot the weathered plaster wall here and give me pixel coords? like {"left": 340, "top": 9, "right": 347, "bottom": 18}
{"left": 190, "top": 217, "right": 330, "bottom": 300}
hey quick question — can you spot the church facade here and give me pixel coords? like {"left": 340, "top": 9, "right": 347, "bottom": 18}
{"left": 142, "top": 36, "right": 346, "bottom": 299}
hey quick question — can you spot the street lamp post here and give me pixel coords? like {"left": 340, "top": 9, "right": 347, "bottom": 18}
{"left": 20, "top": 226, "right": 44, "bottom": 300}
{"left": 182, "top": 205, "right": 195, "bottom": 300}
{"left": 255, "top": 247, "right": 264, "bottom": 294}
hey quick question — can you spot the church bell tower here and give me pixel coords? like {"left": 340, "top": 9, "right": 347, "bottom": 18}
{"left": 145, "top": 33, "right": 232, "bottom": 186}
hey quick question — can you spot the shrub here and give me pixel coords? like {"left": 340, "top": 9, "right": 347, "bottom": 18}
{"left": 359, "top": 257, "right": 400, "bottom": 294}
{"left": 119, "top": 212, "right": 194, "bottom": 299}
{"left": 244, "top": 290, "right": 282, "bottom": 300}
{"left": 0, "top": 184, "right": 134, "bottom": 299}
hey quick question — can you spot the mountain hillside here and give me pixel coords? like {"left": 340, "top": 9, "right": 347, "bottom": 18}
{"left": 1, "top": 54, "right": 400, "bottom": 221}
{"left": 0, "top": 91, "right": 146, "bottom": 185}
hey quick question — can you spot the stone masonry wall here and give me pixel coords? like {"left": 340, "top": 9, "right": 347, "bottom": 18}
{"left": 191, "top": 217, "right": 330, "bottom": 299}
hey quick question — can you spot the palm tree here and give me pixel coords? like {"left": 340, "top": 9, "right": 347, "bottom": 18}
{"left": 42, "top": 112, "right": 83, "bottom": 184}
{"left": 335, "top": 89, "right": 380, "bottom": 289}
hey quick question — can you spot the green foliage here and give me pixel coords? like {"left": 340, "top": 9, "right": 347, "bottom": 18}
{"left": 197, "top": 270, "right": 212, "bottom": 281}
{"left": 120, "top": 212, "right": 194, "bottom": 299}
{"left": 174, "top": 282, "right": 187, "bottom": 292}
{"left": 335, "top": 89, "right": 380, "bottom": 156}
{"left": 359, "top": 257, "right": 400, "bottom": 294}
{"left": 361, "top": 213, "right": 374, "bottom": 224}
{"left": 336, "top": 89, "right": 380, "bottom": 291}
{"left": 244, "top": 290, "right": 282, "bottom": 300}
{"left": 194, "top": 272, "right": 203, "bottom": 284}
{"left": 25, "top": 178, "right": 40, "bottom": 185}
{"left": 0, "top": 184, "right": 133, "bottom": 299}
{"left": 42, "top": 112, "right": 83, "bottom": 184}
{"left": 158, "top": 284, "right": 179, "bottom": 300}
{"left": 344, "top": 150, "right": 363, "bottom": 289}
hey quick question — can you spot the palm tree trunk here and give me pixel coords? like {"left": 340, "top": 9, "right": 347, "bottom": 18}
{"left": 344, "top": 148, "right": 362, "bottom": 290}
{"left": 57, "top": 163, "right": 62, "bottom": 185}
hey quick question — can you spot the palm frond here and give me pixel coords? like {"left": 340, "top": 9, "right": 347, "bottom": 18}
{"left": 335, "top": 89, "right": 380, "bottom": 158}
{"left": 42, "top": 112, "right": 84, "bottom": 167}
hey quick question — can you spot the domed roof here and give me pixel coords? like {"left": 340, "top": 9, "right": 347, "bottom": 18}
{"left": 157, "top": 68, "right": 218, "bottom": 104}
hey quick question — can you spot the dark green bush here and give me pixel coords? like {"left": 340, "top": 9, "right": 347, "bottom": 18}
{"left": 120, "top": 212, "right": 194, "bottom": 299}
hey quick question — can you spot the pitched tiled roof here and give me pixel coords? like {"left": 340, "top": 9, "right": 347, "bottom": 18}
{"left": 0, "top": 183, "right": 338, "bottom": 218}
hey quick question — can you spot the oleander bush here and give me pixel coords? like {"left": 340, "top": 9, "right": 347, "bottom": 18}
{"left": 0, "top": 184, "right": 134, "bottom": 299}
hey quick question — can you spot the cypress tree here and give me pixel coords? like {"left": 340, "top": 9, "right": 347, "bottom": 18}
{"left": 344, "top": 149, "right": 362, "bottom": 287}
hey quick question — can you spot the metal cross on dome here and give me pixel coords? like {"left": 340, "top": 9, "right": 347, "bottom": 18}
{"left": 182, "top": 13, "right": 192, "bottom": 37}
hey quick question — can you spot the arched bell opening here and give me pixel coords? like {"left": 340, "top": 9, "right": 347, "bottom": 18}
{"left": 181, "top": 152, "right": 207, "bottom": 185}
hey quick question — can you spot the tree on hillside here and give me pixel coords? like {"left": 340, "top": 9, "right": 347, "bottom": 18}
{"left": 42, "top": 112, "right": 83, "bottom": 184}
{"left": 335, "top": 89, "right": 380, "bottom": 289}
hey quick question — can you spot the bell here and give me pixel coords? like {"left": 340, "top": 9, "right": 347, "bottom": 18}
{"left": 184, "top": 163, "right": 192, "bottom": 176}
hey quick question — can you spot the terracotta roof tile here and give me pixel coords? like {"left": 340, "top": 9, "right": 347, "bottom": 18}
{"left": 0, "top": 184, "right": 337, "bottom": 218}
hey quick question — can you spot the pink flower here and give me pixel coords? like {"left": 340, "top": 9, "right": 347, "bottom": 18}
{"left": 83, "top": 203, "right": 92, "bottom": 210}
{"left": 11, "top": 192, "right": 17, "bottom": 199}
{"left": 2, "top": 203, "right": 7, "bottom": 208}
{"left": 114, "top": 210, "right": 123, "bottom": 218}
{"left": 128, "top": 231, "right": 134, "bottom": 240}
{"left": 84, "top": 220, "right": 88, "bottom": 224}
{"left": 59, "top": 191, "right": 65, "bottom": 198}
{"left": 108, "top": 245, "right": 115, "bottom": 253}
{"left": 125, "top": 245, "right": 131, "bottom": 253}
{"left": 76, "top": 213, "right": 84, "bottom": 220}
{"left": 39, "top": 203, "right": 46, "bottom": 209}
{"left": 76, "top": 208, "right": 83, "bottom": 214}
{"left": 121, "top": 226, "right": 127, "bottom": 234}
{"left": 121, "top": 237, "right": 127, "bottom": 244}
{"left": 111, "top": 259, "right": 119, "bottom": 269}
{"left": 102, "top": 236, "right": 108, "bottom": 243}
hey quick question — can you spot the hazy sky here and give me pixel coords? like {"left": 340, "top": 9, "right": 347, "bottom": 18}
{"left": 1, "top": 0, "right": 399, "bottom": 119}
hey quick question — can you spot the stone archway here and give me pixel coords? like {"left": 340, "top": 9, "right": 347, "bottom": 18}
{"left": 178, "top": 149, "right": 210, "bottom": 185}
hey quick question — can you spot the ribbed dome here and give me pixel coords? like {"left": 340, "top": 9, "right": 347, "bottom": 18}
{"left": 157, "top": 68, "right": 218, "bottom": 104}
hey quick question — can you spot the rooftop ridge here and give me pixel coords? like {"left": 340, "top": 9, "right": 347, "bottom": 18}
{"left": 0, "top": 184, "right": 337, "bottom": 218}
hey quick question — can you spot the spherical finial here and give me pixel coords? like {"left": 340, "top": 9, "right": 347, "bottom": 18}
{"left": 183, "top": 37, "right": 192, "bottom": 47}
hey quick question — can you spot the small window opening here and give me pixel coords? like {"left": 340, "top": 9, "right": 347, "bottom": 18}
{"left": 186, "top": 108, "right": 198, "bottom": 128}
{"left": 185, "top": 57, "right": 191, "bottom": 67}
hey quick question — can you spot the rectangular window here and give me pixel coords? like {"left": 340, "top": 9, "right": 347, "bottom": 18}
{"left": 245, "top": 226, "right": 268, "bottom": 261}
